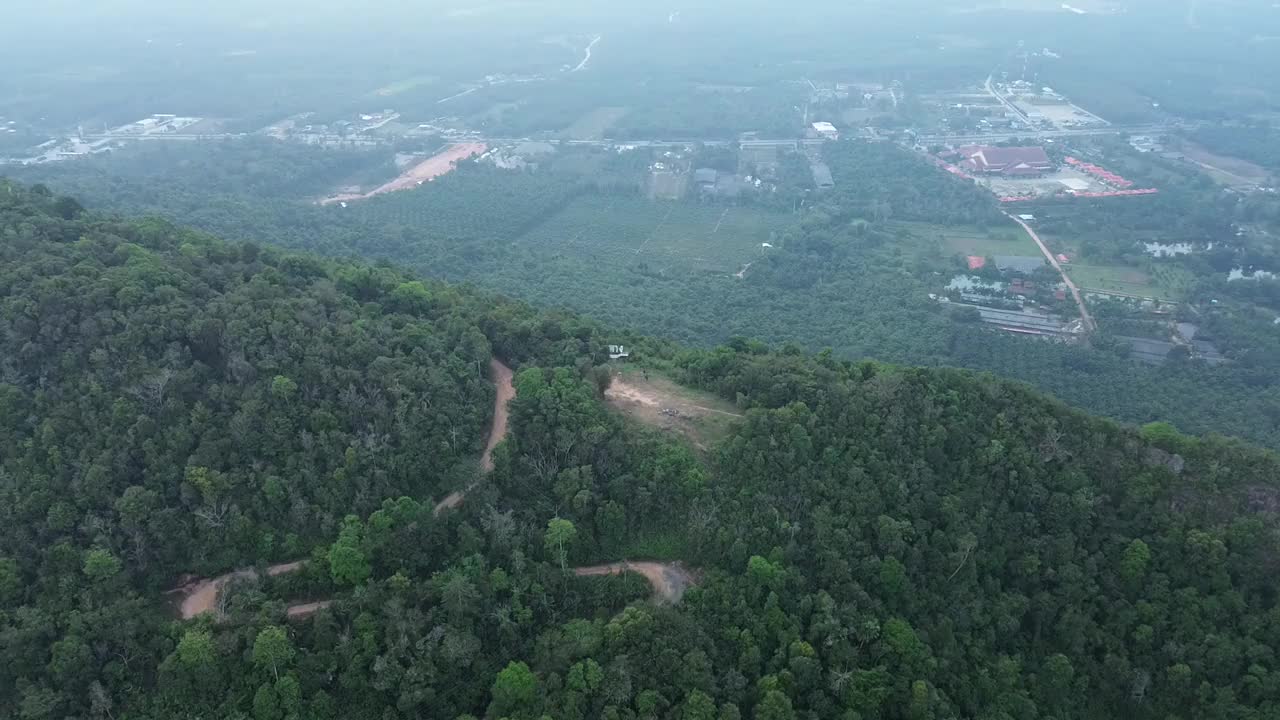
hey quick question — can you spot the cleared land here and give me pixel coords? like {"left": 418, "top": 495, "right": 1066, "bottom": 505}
{"left": 374, "top": 76, "right": 436, "bottom": 97}
{"left": 171, "top": 560, "right": 307, "bottom": 620}
{"left": 604, "top": 369, "right": 741, "bottom": 450}
{"left": 1073, "top": 264, "right": 1193, "bottom": 302}
{"left": 1180, "top": 142, "right": 1270, "bottom": 188}
{"left": 519, "top": 196, "right": 793, "bottom": 274}
{"left": 981, "top": 168, "right": 1113, "bottom": 199}
{"left": 320, "top": 143, "right": 486, "bottom": 205}
{"left": 561, "top": 106, "right": 629, "bottom": 140}
{"left": 1071, "top": 264, "right": 1160, "bottom": 298}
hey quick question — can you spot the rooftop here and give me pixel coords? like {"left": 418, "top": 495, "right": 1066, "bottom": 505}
{"left": 958, "top": 145, "right": 1053, "bottom": 175}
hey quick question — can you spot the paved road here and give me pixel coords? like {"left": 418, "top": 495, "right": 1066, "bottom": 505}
{"left": 985, "top": 75, "right": 1032, "bottom": 126}
{"left": 1007, "top": 212, "right": 1096, "bottom": 333}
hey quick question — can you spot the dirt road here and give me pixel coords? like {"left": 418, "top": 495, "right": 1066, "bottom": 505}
{"left": 320, "top": 143, "right": 486, "bottom": 206}
{"left": 434, "top": 358, "right": 515, "bottom": 515}
{"left": 1007, "top": 212, "right": 1096, "bottom": 333}
{"left": 172, "top": 361, "right": 516, "bottom": 617}
{"left": 285, "top": 600, "right": 333, "bottom": 619}
{"left": 172, "top": 560, "right": 308, "bottom": 620}
{"left": 573, "top": 561, "right": 697, "bottom": 604}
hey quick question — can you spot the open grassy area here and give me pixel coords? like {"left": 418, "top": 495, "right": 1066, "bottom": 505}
{"left": 561, "top": 106, "right": 629, "bottom": 140}
{"left": 373, "top": 76, "right": 437, "bottom": 97}
{"left": 1071, "top": 263, "right": 1190, "bottom": 301}
{"left": 519, "top": 195, "right": 793, "bottom": 274}
{"left": 893, "top": 221, "right": 1039, "bottom": 258}
{"left": 605, "top": 366, "right": 742, "bottom": 451}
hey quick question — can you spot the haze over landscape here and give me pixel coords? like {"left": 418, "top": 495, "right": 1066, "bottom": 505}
{"left": 3, "top": 2, "right": 1280, "bottom": 719}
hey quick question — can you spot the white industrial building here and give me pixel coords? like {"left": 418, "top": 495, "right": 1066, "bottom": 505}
{"left": 812, "top": 121, "right": 839, "bottom": 140}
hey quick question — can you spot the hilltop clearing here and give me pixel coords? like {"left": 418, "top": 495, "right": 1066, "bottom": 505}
{"left": 604, "top": 369, "right": 742, "bottom": 449}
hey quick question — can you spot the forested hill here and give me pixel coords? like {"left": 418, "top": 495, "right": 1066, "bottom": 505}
{"left": 2, "top": 182, "right": 1279, "bottom": 720}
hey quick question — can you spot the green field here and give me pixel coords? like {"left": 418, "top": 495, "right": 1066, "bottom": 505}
{"left": 518, "top": 195, "right": 794, "bottom": 274}
{"left": 1070, "top": 263, "right": 1190, "bottom": 301}
{"left": 893, "top": 222, "right": 1039, "bottom": 258}
{"left": 373, "top": 75, "right": 437, "bottom": 97}
{"left": 561, "top": 106, "right": 630, "bottom": 140}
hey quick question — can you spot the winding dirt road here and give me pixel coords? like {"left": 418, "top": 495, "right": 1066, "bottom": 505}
{"left": 1007, "top": 212, "right": 1096, "bottom": 333}
{"left": 573, "top": 561, "right": 697, "bottom": 604}
{"left": 171, "top": 359, "right": 514, "bottom": 618}
{"left": 434, "top": 358, "right": 515, "bottom": 515}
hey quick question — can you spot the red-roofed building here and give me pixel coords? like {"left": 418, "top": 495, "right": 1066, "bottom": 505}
{"left": 957, "top": 146, "right": 1054, "bottom": 177}
{"left": 967, "top": 255, "right": 987, "bottom": 270}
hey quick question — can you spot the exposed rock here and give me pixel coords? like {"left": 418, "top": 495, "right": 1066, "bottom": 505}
{"left": 1144, "top": 447, "right": 1185, "bottom": 476}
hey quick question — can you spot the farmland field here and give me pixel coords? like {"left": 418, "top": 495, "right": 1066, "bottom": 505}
{"left": 518, "top": 195, "right": 794, "bottom": 274}
{"left": 374, "top": 76, "right": 437, "bottom": 97}
{"left": 1071, "top": 264, "right": 1190, "bottom": 301}
{"left": 892, "top": 221, "right": 1039, "bottom": 258}
{"left": 562, "top": 106, "right": 629, "bottom": 139}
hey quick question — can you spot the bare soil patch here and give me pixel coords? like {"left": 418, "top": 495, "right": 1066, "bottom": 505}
{"left": 286, "top": 600, "right": 333, "bottom": 619}
{"left": 320, "top": 143, "right": 486, "bottom": 205}
{"left": 171, "top": 560, "right": 307, "bottom": 620}
{"left": 1180, "top": 142, "right": 1270, "bottom": 185}
{"left": 605, "top": 372, "right": 741, "bottom": 450}
{"left": 574, "top": 561, "right": 699, "bottom": 604}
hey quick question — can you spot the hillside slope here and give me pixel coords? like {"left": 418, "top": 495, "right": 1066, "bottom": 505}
{"left": 0, "top": 183, "right": 1277, "bottom": 719}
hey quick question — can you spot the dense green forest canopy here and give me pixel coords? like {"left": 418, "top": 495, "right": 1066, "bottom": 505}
{"left": 2, "top": 183, "right": 1279, "bottom": 719}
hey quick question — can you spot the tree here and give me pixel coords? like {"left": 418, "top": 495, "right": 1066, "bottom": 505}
{"left": 0, "top": 555, "right": 19, "bottom": 603}
{"left": 754, "top": 690, "right": 795, "bottom": 720}
{"left": 254, "top": 683, "right": 281, "bottom": 720}
{"left": 681, "top": 690, "right": 717, "bottom": 720}
{"left": 328, "top": 516, "right": 371, "bottom": 586}
{"left": 252, "top": 626, "right": 295, "bottom": 681}
{"left": 82, "top": 548, "right": 121, "bottom": 582}
{"left": 746, "top": 555, "right": 782, "bottom": 592}
{"left": 176, "top": 629, "right": 216, "bottom": 668}
{"left": 1120, "top": 538, "right": 1152, "bottom": 583}
{"left": 270, "top": 375, "right": 298, "bottom": 400}
{"left": 544, "top": 518, "right": 578, "bottom": 573}
{"left": 490, "top": 661, "right": 538, "bottom": 718}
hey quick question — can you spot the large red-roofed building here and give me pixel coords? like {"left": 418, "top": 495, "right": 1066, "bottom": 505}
{"left": 957, "top": 146, "right": 1054, "bottom": 177}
